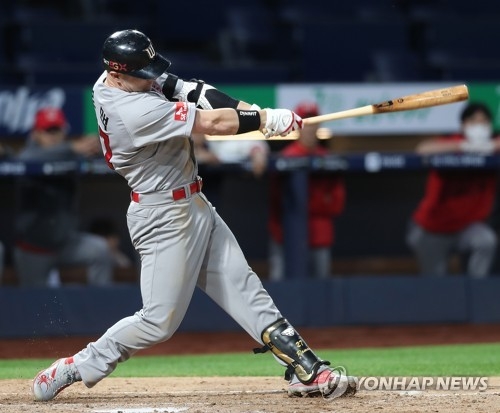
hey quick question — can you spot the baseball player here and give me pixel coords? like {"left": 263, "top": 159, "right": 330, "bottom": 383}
{"left": 32, "top": 29, "right": 357, "bottom": 401}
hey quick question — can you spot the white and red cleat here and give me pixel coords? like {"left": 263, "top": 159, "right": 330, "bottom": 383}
{"left": 32, "top": 357, "right": 81, "bottom": 401}
{"left": 288, "top": 366, "right": 358, "bottom": 399}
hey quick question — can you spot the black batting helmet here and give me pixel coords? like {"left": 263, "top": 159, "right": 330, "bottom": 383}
{"left": 102, "top": 29, "right": 171, "bottom": 79}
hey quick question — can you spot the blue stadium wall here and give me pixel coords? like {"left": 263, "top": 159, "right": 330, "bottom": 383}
{"left": 1, "top": 277, "right": 500, "bottom": 338}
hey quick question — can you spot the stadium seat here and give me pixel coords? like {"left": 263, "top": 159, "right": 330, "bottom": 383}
{"left": 423, "top": 18, "right": 500, "bottom": 79}
{"left": 371, "top": 49, "right": 434, "bottom": 82}
{"left": 12, "top": 18, "right": 152, "bottom": 86}
{"left": 298, "top": 19, "right": 410, "bottom": 82}
{"left": 219, "top": 5, "right": 280, "bottom": 64}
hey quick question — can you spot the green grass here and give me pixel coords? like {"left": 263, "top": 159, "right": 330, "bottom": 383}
{"left": 2, "top": 343, "right": 500, "bottom": 380}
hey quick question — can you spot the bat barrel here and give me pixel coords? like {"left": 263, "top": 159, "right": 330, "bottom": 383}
{"left": 372, "top": 84, "right": 469, "bottom": 114}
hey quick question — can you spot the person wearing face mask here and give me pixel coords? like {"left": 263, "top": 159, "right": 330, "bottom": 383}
{"left": 406, "top": 102, "right": 500, "bottom": 277}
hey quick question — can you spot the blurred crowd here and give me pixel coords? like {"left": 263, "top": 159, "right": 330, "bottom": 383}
{"left": 1, "top": 1, "right": 500, "bottom": 286}
{"left": 0, "top": 107, "right": 137, "bottom": 287}
{"left": 1, "top": 98, "right": 499, "bottom": 287}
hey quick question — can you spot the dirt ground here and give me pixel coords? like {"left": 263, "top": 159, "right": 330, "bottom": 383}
{"left": 2, "top": 324, "right": 500, "bottom": 412}
{"left": 1, "top": 376, "right": 499, "bottom": 413}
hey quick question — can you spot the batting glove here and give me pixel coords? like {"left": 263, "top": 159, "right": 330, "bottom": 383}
{"left": 264, "top": 109, "right": 303, "bottom": 139}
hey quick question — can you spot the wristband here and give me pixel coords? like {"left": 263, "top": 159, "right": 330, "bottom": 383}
{"left": 235, "top": 109, "right": 261, "bottom": 134}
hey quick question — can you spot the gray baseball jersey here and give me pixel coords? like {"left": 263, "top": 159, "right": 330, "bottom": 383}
{"left": 92, "top": 71, "right": 197, "bottom": 192}
{"left": 73, "top": 71, "right": 283, "bottom": 387}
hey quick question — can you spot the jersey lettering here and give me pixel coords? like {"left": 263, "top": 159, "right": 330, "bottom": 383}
{"left": 174, "top": 102, "right": 188, "bottom": 122}
{"left": 100, "top": 107, "right": 109, "bottom": 130}
{"left": 98, "top": 126, "right": 114, "bottom": 170}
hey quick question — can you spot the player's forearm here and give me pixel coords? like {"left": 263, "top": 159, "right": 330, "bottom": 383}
{"left": 193, "top": 108, "right": 266, "bottom": 136}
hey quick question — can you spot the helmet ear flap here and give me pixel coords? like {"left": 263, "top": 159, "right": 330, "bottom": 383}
{"left": 102, "top": 29, "right": 171, "bottom": 79}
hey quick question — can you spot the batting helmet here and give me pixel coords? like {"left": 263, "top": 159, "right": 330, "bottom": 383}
{"left": 102, "top": 29, "right": 171, "bottom": 79}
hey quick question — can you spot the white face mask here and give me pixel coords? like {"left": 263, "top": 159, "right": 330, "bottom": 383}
{"left": 464, "top": 123, "right": 492, "bottom": 144}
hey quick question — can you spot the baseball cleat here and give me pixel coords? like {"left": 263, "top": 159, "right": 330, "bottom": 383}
{"left": 288, "top": 367, "right": 358, "bottom": 399}
{"left": 32, "top": 357, "right": 81, "bottom": 401}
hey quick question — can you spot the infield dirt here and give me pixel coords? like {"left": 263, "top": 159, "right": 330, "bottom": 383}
{"left": 2, "top": 376, "right": 500, "bottom": 413}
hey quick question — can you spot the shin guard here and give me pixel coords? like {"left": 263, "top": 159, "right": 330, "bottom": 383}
{"left": 254, "top": 318, "right": 330, "bottom": 384}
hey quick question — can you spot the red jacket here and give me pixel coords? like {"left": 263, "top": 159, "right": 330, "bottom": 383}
{"left": 413, "top": 134, "right": 498, "bottom": 233}
{"left": 269, "top": 141, "right": 346, "bottom": 247}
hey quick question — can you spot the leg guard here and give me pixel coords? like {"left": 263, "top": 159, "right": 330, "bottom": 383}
{"left": 254, "top": 318, "right": 329, "bottom": 384}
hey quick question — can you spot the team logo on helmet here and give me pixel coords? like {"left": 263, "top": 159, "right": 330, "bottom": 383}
{"left": 145, "top": 45, "right": 155, "bottom": 59}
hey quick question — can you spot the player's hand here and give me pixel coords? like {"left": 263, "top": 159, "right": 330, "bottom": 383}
{"left": 263, "top": 109, "right": 303, "bottom": 139}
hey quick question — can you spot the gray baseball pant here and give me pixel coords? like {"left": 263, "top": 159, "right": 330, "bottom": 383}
{"left": 74, "top": 193, "right": 282, "bottom": 387}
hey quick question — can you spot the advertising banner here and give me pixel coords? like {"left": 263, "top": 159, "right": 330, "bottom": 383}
{"left": 0, "top": 86, "right": 85, "bottom": 138}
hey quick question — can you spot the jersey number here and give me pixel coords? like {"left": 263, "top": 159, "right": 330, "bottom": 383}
{"left": 98, "top": 126, "right": 114, "bottom": 170}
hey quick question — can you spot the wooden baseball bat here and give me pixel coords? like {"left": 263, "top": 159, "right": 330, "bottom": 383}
{"left": 206, "top": 84, "right": 469, "bottom": 141}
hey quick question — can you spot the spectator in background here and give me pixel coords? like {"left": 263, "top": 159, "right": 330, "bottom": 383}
{"left": 191, "top": 133, "right": 225, "bottom": 207}
{"left": 268, "top": 102, "right": 346, "bottom": 281}
{"left": 13, "top": 107, "right": 115, "bottom": 287}
{"left": 203, "top": 101, "right": 269, "bottom": 178}
{"left": 192, "top": 133, "right": 220, "bottom": 166}
{"left": 208, "top": 138, "right": 269, "bottom": 178}
{"left": 406, "top": 102, "right": 500, "bottom": 277}
{"left": 192, "top": 133, "right": 270, "bottom": 208}
{"left": 88, "top": 216, "right": 136, "bottom": 270}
